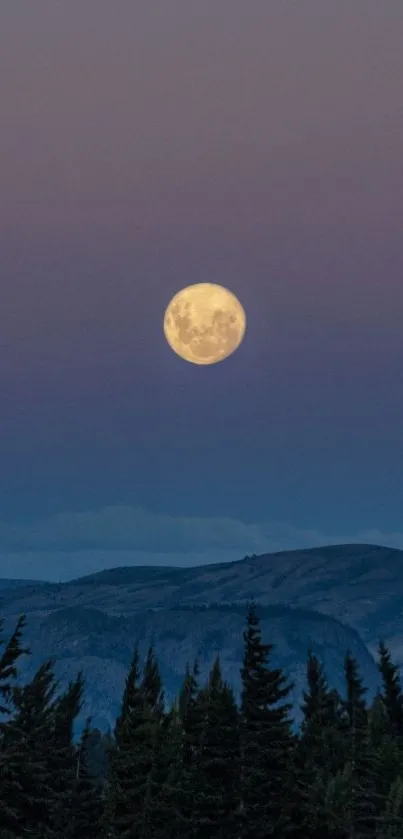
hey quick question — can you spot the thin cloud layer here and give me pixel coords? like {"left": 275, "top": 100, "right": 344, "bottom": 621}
{"left": 0, "top": 507, "right": 402, "bottom": 583}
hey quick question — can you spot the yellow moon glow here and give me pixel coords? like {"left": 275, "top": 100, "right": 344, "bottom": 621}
{"left": 163, "top": 283, "right": 247, "bottom": 365}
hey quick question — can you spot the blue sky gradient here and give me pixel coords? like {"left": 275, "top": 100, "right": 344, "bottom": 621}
{"left": 0, "top": 1, "right": 402, "bottom": 578}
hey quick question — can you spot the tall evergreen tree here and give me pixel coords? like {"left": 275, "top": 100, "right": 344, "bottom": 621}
{"left": 105, "top": 647, "right": 142, "bottom": 838}
{"left": 240, "top": 602, "right": 295, "bottom": 839}
{"left": 46, "top": 671, "right": 85, "bottom": 836}
{"left": 139, "top": 646, "right": 166, "bottom": 839}
{"left": 67, "top": 717, "right": 104, "bottom": 839}
{"left": 173, "top": 658, "right": 206, "bottom": 839}
{"left": 0, "top": 614, "right": 31, "bottom": 835}
{"left": 378, "top": 642, "right": 403, "bottom": 746}
{"left": 369, "top": 692, "right": 403, "bottom": 834}
{"left": 293, "top": 651, "right": 345, "bottom": 838}
{"left": 300, "top": 650, "right": 346, "bottom": 775}
{"left": 340, "top": 653, "right": 376, "bottom": 839}
{"left": 106, "top": 645, "right": 165, "bottom": 839}
{"left": 2, "top": 658, "right": 59, "bottom": 838}
{"left": 142, "top": 702, "right": 182, "bottom": 839}
{"left": 0, "top": 615, "right": 28, "bottom": 716}
{"left": 192, "top": 657, "right": 240, "bottom": 839}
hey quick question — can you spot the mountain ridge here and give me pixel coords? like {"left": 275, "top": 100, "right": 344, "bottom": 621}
{"left": 0, "top": 543, "right": 401, "bottom": 731}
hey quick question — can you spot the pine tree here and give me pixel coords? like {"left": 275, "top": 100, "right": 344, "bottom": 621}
{"left": 104, "top": 648, "right": 141, "bottom": 837}
{"left": 341, "top": 653, "right": 376, "bottom": 839}
{"left": 67, "top": 718, "right": 104, "bottom": 839}
{"left": 46, "top": 672, "right": 85, "bottom": 836}
{"left": 378, "top": 642, "right": 403, "bottom": 747}
{"left": 139, "top": 646, "right": 166, "bottom": 839}
{"left": 0, "top": 615, "right": 29, "bottom": 715}
{"left": 142, "top": 702, "right": 182, "bottom": 839}
{"left": 2, "top": 658, "right": 59, "bottom": 838}
{"left": 369, "top": 692, "right": 403, "bottom": 833}
{"left": 293, "top": 651, "right": 346, "bottom": 838}
{"left": 300, "top": 650, "right": 346, "bottom": 774}
{"left": 173, "top": 658, "right": 206, "bottom": 839}
{"left": 106, "top": 646, "right": 144, "bottom": 838}
{"left": 193, "top": 656, "right": 241, "bottom": 839}
{"left": 141, "top": 645, "right": 165, "bottom": 717}
{"left": 106, "top": 645, "right": 165, "bottom": 839}
{"left": 0, "top": 614, "right": 31, "bottom": 835}
{"left": 239, "top": 602, "right": 295, "bottom": 839}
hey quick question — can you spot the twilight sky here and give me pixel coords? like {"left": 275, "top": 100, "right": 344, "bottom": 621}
{"left": 1, "top": 1, "right": 403, "bottom": 580}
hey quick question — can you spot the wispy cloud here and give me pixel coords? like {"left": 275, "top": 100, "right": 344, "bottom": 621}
{"left": 0, "top": 507, "right": 401, "bottom": 581}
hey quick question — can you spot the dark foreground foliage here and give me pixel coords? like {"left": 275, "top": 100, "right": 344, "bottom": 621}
{"left": 1, "top": 606, "right": 403, "bottom": 837}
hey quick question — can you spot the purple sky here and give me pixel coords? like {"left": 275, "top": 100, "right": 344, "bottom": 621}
{"left": 1, "top": 2, "right": 403, "bottom": 579}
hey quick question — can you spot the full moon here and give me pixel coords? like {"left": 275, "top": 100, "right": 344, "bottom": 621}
{"left": 163, "top": 283, "right": 247, "bottom": 365}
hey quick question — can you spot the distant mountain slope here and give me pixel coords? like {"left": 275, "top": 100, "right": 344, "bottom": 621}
{"left": 2, "top": 542, "right": 401, "bottom": 659}
{"left": 67, "top": 543, "right": 403, "bottom": 662}
{"left": 1, "top": 602, "right": 379, "bottom": 733}
{"left": 1, "top": 542, "right": 401, "bottom": 730}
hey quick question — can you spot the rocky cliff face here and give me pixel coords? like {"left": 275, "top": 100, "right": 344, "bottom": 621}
{"left": 1, "top": 542, "right": 399, "bottom": 731}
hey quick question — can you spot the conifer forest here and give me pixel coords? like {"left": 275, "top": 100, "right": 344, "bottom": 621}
{"left": 1, "top": 604, "right": 403, "bottom": 838}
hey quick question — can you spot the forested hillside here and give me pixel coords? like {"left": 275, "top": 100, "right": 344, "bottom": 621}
{"left": 1, "top": 604, "right": 403, "bottom": 837}
{"left": 1, "top": 543, "right": 395, "bottom": 732}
